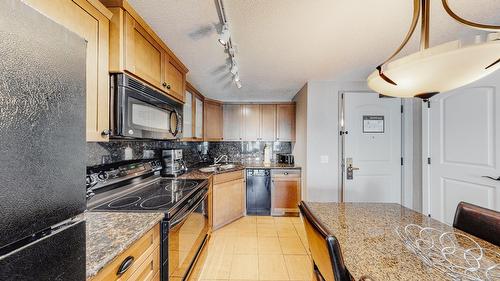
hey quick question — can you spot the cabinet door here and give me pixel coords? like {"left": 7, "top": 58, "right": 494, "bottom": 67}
{"left": 204, "top": 101, "right": 223, "bottom": 141}
{"left": 223, "top": 104, "right": 243, "bottom": 141}
{"left": 213, "top": 179, "right": 244, "bottom": 229}
{"left": 272, "top": 177, "right": 300, "bottom": 213}
{"left": 276, "top": 104, "right": 296, "bottom": 141}
{"left": 260, "top": 104, "right": 276, "bottom": 141}
{"left": 243, "top": 104, "right": 260, "bottom": 141}
{"left": 183, "top": 91, "right": 193, "bottom": 139}
{"left": 165, "top": 56, "right": 185, "bottom": 102}
{"left": 195, "top": 96, "right": 204, "bottom": 139}
{"left": 25, "top": 0, "right": 111, "bottom": 142}
{"left": 124, "top": 12, "right": 164, "bottom": 89}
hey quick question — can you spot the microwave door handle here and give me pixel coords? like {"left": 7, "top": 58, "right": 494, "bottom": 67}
{"left": 170, "top": 192, "right": 207, "bottom": 229}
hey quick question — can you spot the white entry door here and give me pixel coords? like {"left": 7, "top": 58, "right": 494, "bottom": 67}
{"left": 427, "top": 73, "right": 500, "bottom": 225}
{"left": 342, "top": 92, "right": 402, "bottom": 203}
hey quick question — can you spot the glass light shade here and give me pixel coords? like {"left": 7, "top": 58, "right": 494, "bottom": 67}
{"left": 367, "top": 39, "right": 500, "bottom": 98}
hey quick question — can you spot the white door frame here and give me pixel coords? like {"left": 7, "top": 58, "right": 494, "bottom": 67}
{"left": 338, "top": 91, "right": 406, "bottom": 203}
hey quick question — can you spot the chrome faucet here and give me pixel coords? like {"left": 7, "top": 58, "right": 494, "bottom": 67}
{"left": 214, "top": 155, "right": 228, "bottom": 165}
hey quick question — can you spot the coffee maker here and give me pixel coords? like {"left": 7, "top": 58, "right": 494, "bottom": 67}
{"left": 161, "top": 149, "right": 187, "bottom": 177}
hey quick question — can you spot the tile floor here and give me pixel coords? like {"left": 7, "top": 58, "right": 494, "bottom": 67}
{"left": 192, "top": 216, "right": 313, "bottom": 281}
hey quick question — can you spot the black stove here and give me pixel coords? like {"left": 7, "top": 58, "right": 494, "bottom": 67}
{"left": 91, "top": 178, "right": 205, "bottom": 217}
{"left": 86, "top": 159, "right": 210, "bottom": 281}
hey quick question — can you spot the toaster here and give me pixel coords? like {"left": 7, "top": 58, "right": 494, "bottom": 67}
{"left": 277, "top": 153, "right": 294, "bottom": 164}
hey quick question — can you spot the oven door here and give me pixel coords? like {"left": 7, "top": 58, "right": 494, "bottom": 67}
{"left": 169, "top": 189, "right": 209, "bottom": 281}
{"left": 116, "top": 82, "right": 182, "bottom": 140}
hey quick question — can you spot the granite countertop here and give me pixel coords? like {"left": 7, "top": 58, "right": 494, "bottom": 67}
{"left": 177, "top": 162, "right": 300, "bottom": 180}
{"left": 85, "top": 211, "right": 164, "bottom": 279}
{"left": 303, "top": 202, "right": 500, "bottom": 281}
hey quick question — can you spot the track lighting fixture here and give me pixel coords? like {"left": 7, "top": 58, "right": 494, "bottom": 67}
{"left": 235, "top": 80, "right": 242, "bottom": 89}
{"left": 233, "top": 73, "right": 240, "bottom": 82}
{"left": 218, "top": 25, "right": 230, "bottom": 46}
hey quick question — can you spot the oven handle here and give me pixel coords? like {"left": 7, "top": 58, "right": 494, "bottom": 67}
{"left": 170, "top": 191, "right": 207, "bottom": 229}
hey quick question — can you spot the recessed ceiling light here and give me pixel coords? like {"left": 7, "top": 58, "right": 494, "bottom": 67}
{"left": 218, "top": 25, "right": 230, "bottom": 46}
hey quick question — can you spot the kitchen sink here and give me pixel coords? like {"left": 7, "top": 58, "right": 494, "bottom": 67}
{"left": 199, "top": 167, "right": 218, "bottom": 173}
{"left": 219, "top": 164, "right": 237, "bottom": 170}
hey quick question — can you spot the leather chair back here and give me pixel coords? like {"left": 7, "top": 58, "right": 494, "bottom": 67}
{"left": 299, "top": 202, "right": 353, "bottom": 281}
{"left": 453, "top": 201, "right": 500, "bottom": 246}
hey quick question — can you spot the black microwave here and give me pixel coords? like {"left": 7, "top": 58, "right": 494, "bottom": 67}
{"left": 109, "top": 74, "right": 183, "bottom": 140}
{"left": 277, "top": 154, "right": 294, "bottom": 164}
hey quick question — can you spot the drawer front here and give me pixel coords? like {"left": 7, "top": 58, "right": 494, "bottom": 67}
{"left": 127, "top": 246, "right": 160, "bottom": 281}
{"left": 213, "top": 170, "right": 244, "bottom": 185}
{"left": 271, "top": 169, "right": 301, "bottom": 179}
{"left": 90, "top": 224, "right": 160, "bottom": 281}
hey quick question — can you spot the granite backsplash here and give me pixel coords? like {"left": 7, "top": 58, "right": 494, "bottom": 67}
{"left": 86, "top": 140, "right": 292, "bottom": 167}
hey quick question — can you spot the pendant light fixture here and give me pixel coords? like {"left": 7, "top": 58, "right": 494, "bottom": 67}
{"left": 367, "top": 0, "right": 500, "bottom": 99}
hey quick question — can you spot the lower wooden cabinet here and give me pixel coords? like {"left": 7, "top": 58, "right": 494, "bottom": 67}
{"left": 212, "top": 170, "right": 245, "bottom": 229}
{"left": 90, "top": 224, "right": 160, "bottom": 281}
{"left": 271, "top": 169, "right": 301, "bottom": 215}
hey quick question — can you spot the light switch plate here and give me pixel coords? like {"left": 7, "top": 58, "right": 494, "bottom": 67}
{"left": 320, "top": 155, "right": 329, "bottom": 164}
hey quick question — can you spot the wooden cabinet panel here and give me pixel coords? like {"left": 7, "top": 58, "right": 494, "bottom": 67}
{"left": 183, "top": 82, "right": 204, "bottom": 141}
{"left": 260, "top": 104, "right": 276, "bottom": 141}
{"left": 183, "top": 91, "right": 193, "bottom": 139}
{"left": 195, "top": 96, "right": 203, "bottom": 139}
{"left": 213, "top": 171, "right": 245, "bottom": 230}
{"left": 272, "top": 174, "right": 301, "bottom": 215}
{"left": 223, "top": 104, "right": 243, "bottom": 141}
{"left": 124, "top": 12, "right": 164, "bottom": 89}
{"left": 165, "top": 57, "right": 185, "bottom": 102}
{"left": 204, "top": 100, "right": 223, "bottom": 141}
{"left": 243, "top": 104, "right": 261, "bottom": 141}
{"left": 103, "top": 0, "right": 188, "bottom": 103}
{"left": 89, "top": 224, "right": 160, "bottom": 281}
{"left": 276, "top": 104, "right": 296, "bottom": 141}
{"left": 25, "top": 0, "right": 112, "bottom": 142}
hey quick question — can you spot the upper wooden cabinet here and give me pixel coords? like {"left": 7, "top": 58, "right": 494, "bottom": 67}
{"left": 25, "top": 0, "right": 113, "bottom": 142}
{"left": 223, "top": 104, "right": 243, "bottom": 141}
{"left": 102, "top": 0, "right": 188, "bottom": 103}
{"left": 276, "top": 104, "right": 296, "bottom": 141}
{"left": 204, "top": 99, "right": 223, "bottom": 141}
{"left": 183, "top": 82, "right": 204, "bottom": 141}
{"left": 222, "top": 103, "right": 293, "bottom": 142}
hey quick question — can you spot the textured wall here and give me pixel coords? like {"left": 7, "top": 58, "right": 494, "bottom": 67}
{"left": 87, "top": 141, "right": 292, "bottom": 167}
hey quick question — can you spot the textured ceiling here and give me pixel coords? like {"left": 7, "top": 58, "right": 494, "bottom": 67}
{"left": 128, "top": 0, "right": 499, "bottom": 102}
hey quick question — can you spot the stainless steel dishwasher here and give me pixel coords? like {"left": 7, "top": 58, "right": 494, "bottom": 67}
{"left": 246, "top": 169, "right": 271, "bottom": 215}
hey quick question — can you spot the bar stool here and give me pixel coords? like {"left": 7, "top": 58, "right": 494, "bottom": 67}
{"left": 453, "top": 201, "right": 500, "bottom": 246}
{"left": 299, "top": 202, "right": 373, "bottom": 281}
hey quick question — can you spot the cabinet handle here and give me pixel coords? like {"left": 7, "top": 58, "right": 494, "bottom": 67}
{"left": 101, "top": 129, "right": 111, "bottom": 136}
{"left": 166, "top": 84, "right": 171, "bottom": 90}
{"left": 116, "top": 256, "right": 134, "bottom": 275}
{"left": 162, "top": 82, "right": 167, "bottom": 87}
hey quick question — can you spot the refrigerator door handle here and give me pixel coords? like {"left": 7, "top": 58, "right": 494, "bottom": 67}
{"left": 117, "top": 256, "right": 135, "bottom": 275}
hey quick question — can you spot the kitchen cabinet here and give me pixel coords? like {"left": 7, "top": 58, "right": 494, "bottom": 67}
{"left": 271, "top": 169, "right": 301, "bottom": 216}
{"left": 204, "top": 99, "right": 223, "bottom": 141}
{"left": 223, "top": 104, "right": 243, "bottom": 141}
{"left": 212, "top": 170, "right": 245, "bottom": 229}
{"left": 243, "top": 104, "right": 261, "bottom": 140}
{"left": 89, "top": 224, "right": 160, "bottom": 281}
{"left": 260, "top": 104, "right": 277, "bottom": 141}
{"left": 25, "top": 0, "right": 112, "bottom": 142}
{"left": 276, "top": 104, "right": 296, "bottom": 141}
{"left": 103, "top": 0, "right": 188, "bottom": 103}
{"left": 183, "top": 82, "right": 204, "bottom": 141}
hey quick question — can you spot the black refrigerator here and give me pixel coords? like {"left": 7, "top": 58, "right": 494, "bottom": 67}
{"left": 0, "top": 1, "right": 87, "bottom": 280}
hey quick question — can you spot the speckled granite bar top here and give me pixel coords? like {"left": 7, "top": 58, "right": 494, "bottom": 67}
{"left": 303, "top": 202, "right": 500, "bottom": 281}
{"left": 85, "top": 211, "right": 164, "bottom": 279}
{"left": 176, "top": 162, "right": 300, "bottom": 180}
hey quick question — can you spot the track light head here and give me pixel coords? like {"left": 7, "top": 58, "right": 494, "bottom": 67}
{"left": 230, "top": 62, "right": 238, "bottom": 75}
{"left": 233, "top": 73, "right": 240, "bottom": 82}
{"left": 235, "top": 80, "right": 242, "bottom": 89}
{"left": 218, "top": 25, "right": 230, "bottom": 46}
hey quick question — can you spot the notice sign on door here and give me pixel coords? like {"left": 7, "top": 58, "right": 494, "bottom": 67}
{"left": 363, "top": 115, "right": 384, "bottom": 133}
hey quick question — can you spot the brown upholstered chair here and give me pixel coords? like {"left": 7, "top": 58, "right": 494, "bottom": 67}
{"left": 299, "top": 202, "right": 373, "bottom": 281}
{"left": 453, "top": 201, "right": 500, "bottom": 246}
